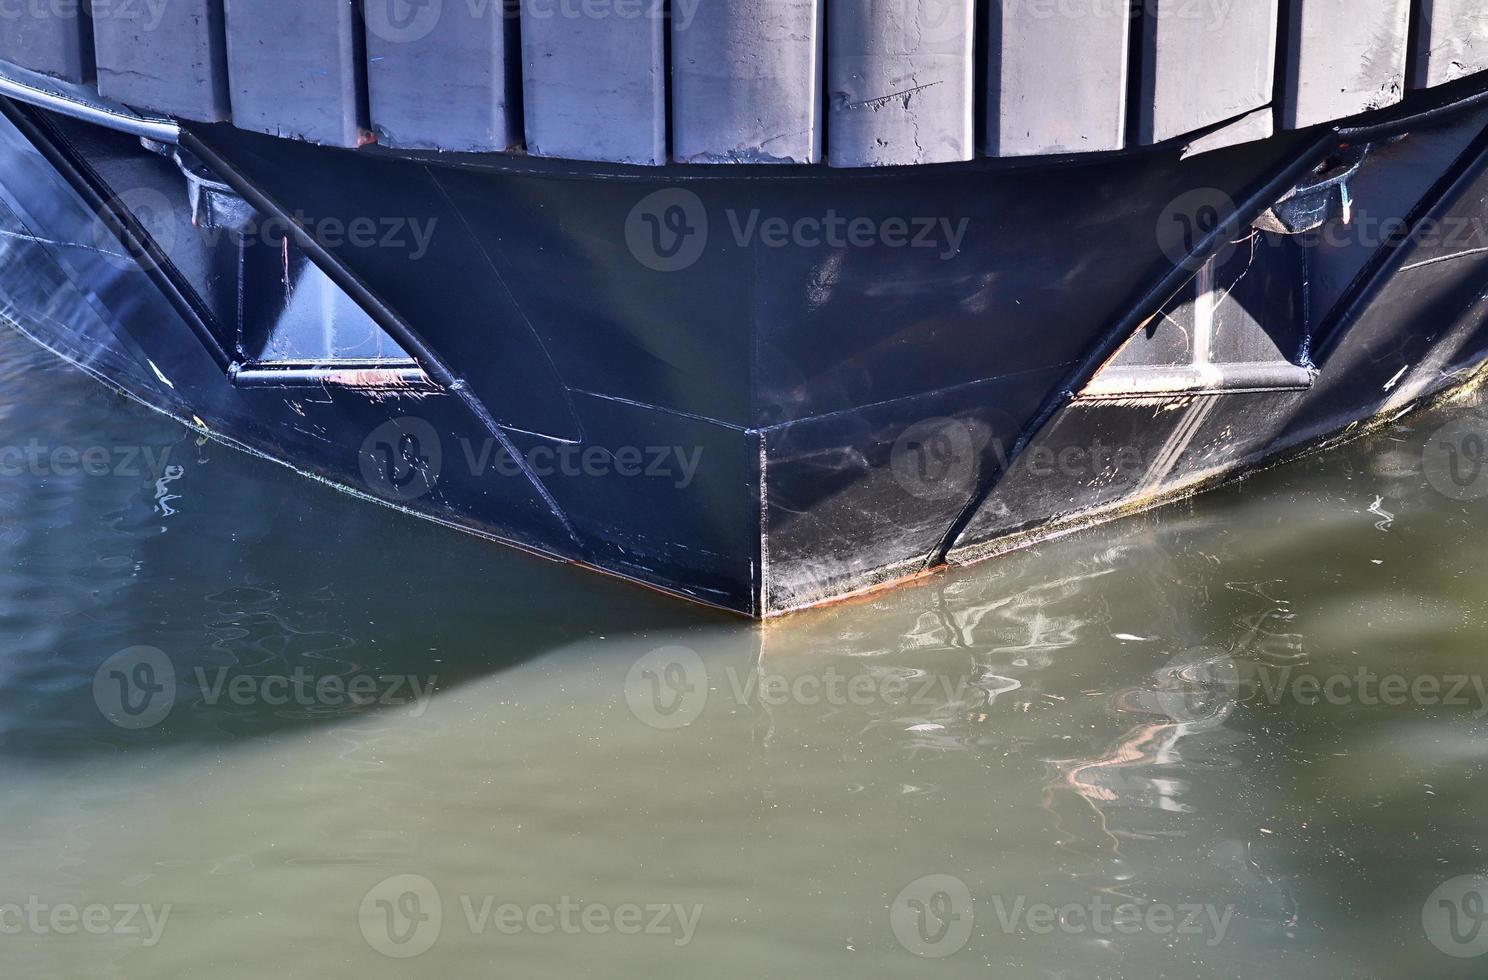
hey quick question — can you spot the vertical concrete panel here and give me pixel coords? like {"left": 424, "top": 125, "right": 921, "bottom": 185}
{"left": 673, "top": 0, "right": 823, "bottom": 164}
{"left": 988, "top": 0, "right": 1129, "bottom": 157}
{"left": 366, "top": 0, "right": 518, "bottom": 151}
{"left": 0, "top": 4, "right": 91, "bottom": 82}
{"left": 827, "top": 0, "right": 974, "bottom": 167}
{"left": 520, "top": 0, "right": 665, "bottom": 165}
{"left": 1280, "top": 0, "right": 1410, "bottom": 129}
{"left": 1138, "top": 0, "right": 1279, "bottom": 145}
{"left": 223, "top": 0, "right": 366, "bottom": 146}
{"left": 94, "top": 0, "right": 229, "bottom": 122}
{"left": 1412, "top": 0, "right": 1488, "bottom": 88}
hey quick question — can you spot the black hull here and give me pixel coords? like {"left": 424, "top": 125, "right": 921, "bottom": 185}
{"left": 4, "top": 81, "right": 1488, "bottom": 616}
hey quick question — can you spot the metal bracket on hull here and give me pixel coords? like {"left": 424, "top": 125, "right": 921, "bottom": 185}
{"left": 1253, "top": 145, "right": 1369, "bottom": 235}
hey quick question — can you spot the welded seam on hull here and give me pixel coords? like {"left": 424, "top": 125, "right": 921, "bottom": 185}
{"left": 569, "top": 388, "right": 753, "bottom": 433}
{"left": 758, "top": 431, "right": 770, "bottom": 617}
{"left": 424, "top": 165, "right": 586, "bottom": 446}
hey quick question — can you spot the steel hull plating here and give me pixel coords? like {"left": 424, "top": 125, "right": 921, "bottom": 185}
{"left": 4, "top": 90, "right": 1488, "bottom": 617}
